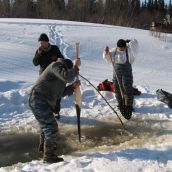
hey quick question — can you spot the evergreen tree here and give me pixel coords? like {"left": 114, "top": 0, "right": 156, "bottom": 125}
{"left": 158, "top": 0, "right": 165, "bottom": 14}
{"left": 147, "top": 0, "right": 152, "bottom": 10}
{"left": 154, "top": 0, "right": 158, "bottom": 10}
{"left": 168, "top": 0, "right": 172, "bottom": 16}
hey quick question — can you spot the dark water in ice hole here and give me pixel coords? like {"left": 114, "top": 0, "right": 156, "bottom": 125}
{"left": 0, "top": 119, "right": 166, "bottom": 167}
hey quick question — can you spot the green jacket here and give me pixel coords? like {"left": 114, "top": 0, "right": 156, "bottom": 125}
{"left": 31, "top": 59, "right": 78, "bottom": 108}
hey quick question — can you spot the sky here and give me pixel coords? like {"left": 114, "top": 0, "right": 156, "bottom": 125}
{"left": 0, "top": 18, "right": 172, "bottom": 171}
{"left": 141, "top": 0, "right": 170, "bottom": 5}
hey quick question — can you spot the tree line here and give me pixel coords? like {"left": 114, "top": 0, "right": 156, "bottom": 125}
{"left": 0, "top": 0, "right": 172, "bottom": 29}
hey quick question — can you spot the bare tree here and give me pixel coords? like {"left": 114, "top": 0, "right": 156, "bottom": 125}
{"left": 0, "top": 0, "right": 11, "bottom": 17}
{"left": 37, "top": 0, "right": 65, "bottom": 19}
{"left": 11, "top": 0, "right": 32, "bottom": 17}
{"left": 1, "top": 0, "right": 171, "bottom": 30}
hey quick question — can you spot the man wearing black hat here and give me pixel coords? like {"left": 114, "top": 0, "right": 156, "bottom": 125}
{"left": 103, "top": 39, "right": 139, "bottom": 120}
{"left": 33, "top": 33, "right": 64, "bottom": 116}
{"left": 29, "top": 58, "right": 81, "bottom": 163}
{"left": 33, "top": 33, "right": 64, "bottom": 75}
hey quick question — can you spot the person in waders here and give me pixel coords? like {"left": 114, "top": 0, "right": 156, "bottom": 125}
{"left": 29, "top": 58, "right": 81, "bottom": 163}
{"left": 103, "top": 39, "right": 139, "bottom": 120}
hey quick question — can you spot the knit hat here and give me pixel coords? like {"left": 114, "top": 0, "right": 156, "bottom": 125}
{"left": 38, "top": 33, "right": 49, "bottom": 42}
{"left": 117, "top": 39, "right": 126, "bottom": 48}
{"left": 64, "top": 59, "right": 73, "bottom": 69}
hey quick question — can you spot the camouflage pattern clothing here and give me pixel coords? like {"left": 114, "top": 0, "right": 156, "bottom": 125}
{"left": 29, "top": 92, "right": 58, "bottom": 140}
{"left": 29, "top": 58, "right": 78, "bottom": 140}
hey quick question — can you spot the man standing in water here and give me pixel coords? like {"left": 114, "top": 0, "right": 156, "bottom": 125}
{"left": 29, "top": 58, "right": 81, "bottom": 163}
{"left": 103, "top": 39, "right": 139, "bottom": 120}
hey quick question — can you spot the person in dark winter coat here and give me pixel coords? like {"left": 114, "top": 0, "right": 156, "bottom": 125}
{"left": 103, "top": 39, "right": 139, "bottom": 120}
{"left": 33, "top": 33, "right": 64, "bottom": 75}
{"left": 33, "top": 33, "right": 65, "bottom": 119}
{"left": 29, "top": 58, "right": 81, "bottom": 163}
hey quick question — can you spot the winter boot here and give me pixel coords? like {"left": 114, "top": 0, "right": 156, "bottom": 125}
{"left": 117, "top": 104, "right": 126, "bottom": 116}
{"left": 43, "top": 139, "right": 64, "bottom": 163}
{"left": 123, "top": 105, "right": 133, "bottom": 120}
{"left": 116, "top": 95, "right": 124, "bottom": 113}
{"left": 122, "top": 96, "right": 133, "bottom": 119}
{"left": 38, "top": 132, "right": 44, "bottom": 152}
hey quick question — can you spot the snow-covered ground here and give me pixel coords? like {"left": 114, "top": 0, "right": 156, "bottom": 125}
{"left": 0, "top": 18, "right": 172, "bottom": 172}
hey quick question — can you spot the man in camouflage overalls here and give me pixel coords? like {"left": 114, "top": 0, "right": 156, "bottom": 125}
{"left": 29, "top": 58, "right": 81, "bottom": 163}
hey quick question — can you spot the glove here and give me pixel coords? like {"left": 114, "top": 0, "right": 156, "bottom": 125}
{"left": 72, "top": 80, "right": 81, "bottom": 90}
{"left": 74, "top": 58, "right": 81, "bottom": 69}
{"left": 104, "top": 46, "right": 109, "bottom": 55}
{"left": 125, "top": 39, "right": 130, "bottom": 43}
